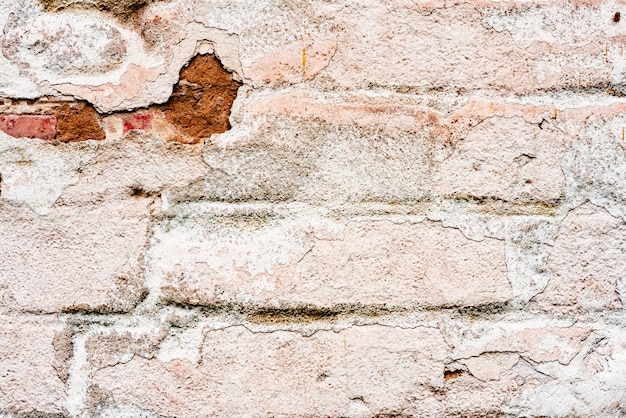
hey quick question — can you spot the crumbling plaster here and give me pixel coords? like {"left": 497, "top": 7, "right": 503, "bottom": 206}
{"left": 0, "top": 0, "right": 625, "bottom": 417}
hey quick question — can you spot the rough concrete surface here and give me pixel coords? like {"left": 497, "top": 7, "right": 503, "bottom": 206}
{"left": 0, "top": 0, "right": 625, "bottom": 417}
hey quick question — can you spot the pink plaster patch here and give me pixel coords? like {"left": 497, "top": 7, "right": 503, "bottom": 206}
{"left": 0, "top": 115, "right": 57, "bottom": 141}
{"left": 123, "top": 113, "right": 153, "bottom": 135}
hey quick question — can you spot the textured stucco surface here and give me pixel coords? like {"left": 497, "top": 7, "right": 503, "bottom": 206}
{"left": 1, "top": 0, "right": 626, "bottom": 416}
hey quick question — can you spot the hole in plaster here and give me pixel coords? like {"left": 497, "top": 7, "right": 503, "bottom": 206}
{"left": 155, "top": 54, "right": 242, "bottom": 142}
{"left": 443, "top": 369, "right": 466, "bottom": 380}
{"left": 0, "top": 54, "right": 242, "bottom": 143}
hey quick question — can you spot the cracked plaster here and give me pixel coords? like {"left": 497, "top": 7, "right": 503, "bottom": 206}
{"left": 0, "top": 0, "right": 626, "bottom": 416}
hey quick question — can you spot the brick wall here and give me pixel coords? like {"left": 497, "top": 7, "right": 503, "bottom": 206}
{"left": 1, "top": 0, "right": 626, "bottom": 416}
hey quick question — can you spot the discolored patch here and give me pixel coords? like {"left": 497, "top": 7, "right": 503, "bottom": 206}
{"left": 122, "top": 112, "right": 153, "bottom": 135}
{"left": 156, "top": 54, "right": 242, "bottom": 143}
{"left": 86, "top": 384, "right": 114, "bottom": 411}
{"left": 444, "top": 369, "right": 467, "bottom": 380}
{"left": 37, "top": 0, "right": 165, "bottom": 24}
{"left": 52, "top": 329, "right": 74, "bottom": 383}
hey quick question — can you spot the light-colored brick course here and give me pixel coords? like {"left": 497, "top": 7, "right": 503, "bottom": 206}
{"left": 154, "top": 216, "right": 511, "bottom": 309}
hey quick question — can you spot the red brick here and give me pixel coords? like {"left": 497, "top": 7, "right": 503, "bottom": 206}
{"left": 0, "top": 115, "right": 57, "bottom": 141}
{"left": 122, "top": 113, "right": 154, "bottom": 135}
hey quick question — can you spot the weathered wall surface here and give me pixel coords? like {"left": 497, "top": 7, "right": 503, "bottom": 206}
{"left": 1, "top": 0, "right": 626, "bottom": 416}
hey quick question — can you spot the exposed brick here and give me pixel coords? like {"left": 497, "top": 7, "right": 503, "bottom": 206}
{"left": 122, "top": 112, "right": 154, "bottom": 135}
{"left": 0, "top": 101, "right": 108, "bottom": 143}
{"left": 53, "top": 102, "right": 106, "bottom": 142}
{"left": 156, "top": 54, "right": 241, "bottom": 143}
{"left": 0, "top": 55, "right": 239, "bottom": 144}
{"left": 0, "top": 315, "right": 68, "bottom": 416}
{"left": 98, "top": 55, "right": 243, "bottom": 143}
{"left": 0, "top": 115, "right": 57, "bottom": 141}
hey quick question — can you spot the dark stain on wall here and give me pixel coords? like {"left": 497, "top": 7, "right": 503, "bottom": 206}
{"left": 37, "top": 0, "right": 166, "bottom": 24}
